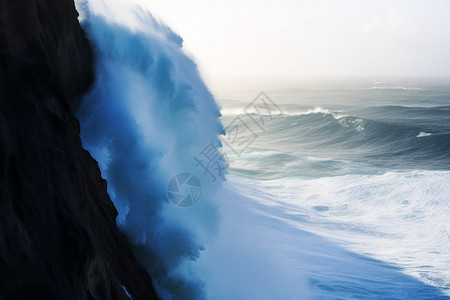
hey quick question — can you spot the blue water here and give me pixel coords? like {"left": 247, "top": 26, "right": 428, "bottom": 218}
{"left": 219, "top": 82, "right": 450, "bottom": 179}
{"left": 198, "top": 83, "right": 450, "bottom": 299}
{"left": 74, "top": 1, "right": 450, "bottom": 299}
{"left": 212, "top": 83, "right": 450, "bottom": 299}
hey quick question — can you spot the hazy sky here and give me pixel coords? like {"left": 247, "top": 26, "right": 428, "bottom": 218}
{"left": 145, "top": 0, "right": 450, "bottom": 89}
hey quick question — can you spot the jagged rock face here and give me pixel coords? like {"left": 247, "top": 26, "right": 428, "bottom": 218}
{"left": 0, "top": 1, "right": 158, "bottom": 299}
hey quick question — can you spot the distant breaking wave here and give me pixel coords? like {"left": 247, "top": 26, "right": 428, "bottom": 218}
{"left": 368, "top": 86, "right": 424, "bottom": 91}
{"left": 222, "top": 107, "right": 347, "bottom": 119}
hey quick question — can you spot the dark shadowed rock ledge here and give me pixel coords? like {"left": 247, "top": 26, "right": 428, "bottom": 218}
{"left": 0, "top": 0, "right": 158, "bottom": 299}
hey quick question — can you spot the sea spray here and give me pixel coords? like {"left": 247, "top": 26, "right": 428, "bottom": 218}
{"left": 75, "top": 0, "right": 224, "bottom": 298}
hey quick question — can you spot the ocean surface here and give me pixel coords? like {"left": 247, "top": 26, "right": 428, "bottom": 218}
{"left": 207, "top": 81, "right": 450, "bottom": 299}
{"left": 74, "top": 0, "right": 450, "bottom": 298}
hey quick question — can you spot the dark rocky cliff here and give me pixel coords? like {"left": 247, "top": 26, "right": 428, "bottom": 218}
{"left": 0, "top": 0, "right": 158, "bottom": 299}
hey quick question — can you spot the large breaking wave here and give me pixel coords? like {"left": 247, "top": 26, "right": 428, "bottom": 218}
{"left": 75, "top": 0, "right": 223, "bottom": 298}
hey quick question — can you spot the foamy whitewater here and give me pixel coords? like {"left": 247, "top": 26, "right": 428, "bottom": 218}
{"left": 75, "top": 1, "right": 450, "bottom": 299}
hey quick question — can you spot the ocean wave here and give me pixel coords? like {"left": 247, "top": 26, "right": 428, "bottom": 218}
{"left": 233, "top": 171, "right": 450, "bottom": 296}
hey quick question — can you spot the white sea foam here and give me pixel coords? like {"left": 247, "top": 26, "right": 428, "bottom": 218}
{"left": 187, "top": 171, "right": 450, "bottom": 298}
{"left": 417, "top": 131, "right": 433, "bottom": 138}
{"left": 242, "top": 171, "right": 450, "bottom": 295}
{"left": 338, "top": 117, "right": 366, "bottom": 132}
{"left": 369, "top": 86, "right": 424, "bottom": 91}
{"left": 306, "top": 156, "right": 332, "bottom": 161}
{"left": 288, "top": 107, "right": 347, "bottom": 119}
